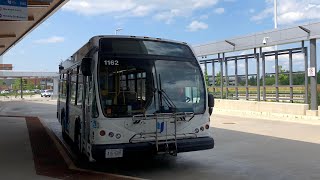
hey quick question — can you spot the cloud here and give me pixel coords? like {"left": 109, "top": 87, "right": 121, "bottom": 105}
{"left": 33, "top": 36, "right": 65, "bottom": 44}
{"left": 249, "top": 8, "right": 255, "bottom": 13}
{"left": 187, "top": 21, "right": 209, "bottom": 32}
{"left": 214, "top": 8, "right": 225, "bottom": 14}
{"left": 251, "top": 0, "right": 320, "bottom": 25}
{"left": 63, "top": 0, "right": 219, "bottom": 23}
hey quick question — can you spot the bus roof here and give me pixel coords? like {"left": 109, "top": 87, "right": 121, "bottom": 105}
{"left": 62, "top": 35, "right": 190, "bottom": 68}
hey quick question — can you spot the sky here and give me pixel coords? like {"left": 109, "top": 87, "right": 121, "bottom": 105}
{"left": 2, "top": 0, "right": 320, "bottom": 73}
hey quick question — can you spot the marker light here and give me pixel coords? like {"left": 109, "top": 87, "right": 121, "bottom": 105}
{"left": 195, "top": 128, "right": 199, "bottom": 133}
{"left": 116, "top": 133, "right": 121, "bottom": 139}
{"left": 200, "top": 126, "right": 204, "bottom": 131}
{"left": 100, "top": 130, "right": 106, "bottom": 136}
{"left": 109, "top": 132, "right": 114, "bottom": 137}
{"left": 205, "top": 124, "right": 210, "bottom": 129}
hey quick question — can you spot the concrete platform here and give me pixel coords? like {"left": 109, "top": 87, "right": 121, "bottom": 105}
{"left": 0, "top": 116, "right": 53, "bottom": 179}
{"left": 0, "top": 115, "right": 138, "bottom": 180}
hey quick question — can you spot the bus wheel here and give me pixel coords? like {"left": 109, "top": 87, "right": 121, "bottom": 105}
{"left": 74, "top": 122, "right": 88, "bottom": 163}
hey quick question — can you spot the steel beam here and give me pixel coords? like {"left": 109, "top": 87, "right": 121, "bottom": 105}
{"left": 275, "top": 52, "right": 279, "bottom": 102}
{"left": 245, "top": 56, "right": 249, "bottom": 100}
{"left": 20, "top": 78, "right": 23, "bottom": 99}
{"left": 289, "top": 50, "right": 293, "bottom": 103}
{"left": 225, "top": 55, "right": 228, "bottom": 99}
{"left": 212, "top": 59, "right": 215, "bottom": 94}
{"left": 310, "top": 39, "right": 318, "bottom": 110}
{"left": 256, "top": 48, "right": 260, "bottom": 101}
{"left": 219, "top": 53, "right": 223, "bottom": 99}
{"left": 303, "top": 41, "right": 308, "bottom": 104}
{"left": 262, "top": 53, "right": 266, "bottom": 101}
{"left": 235, "top": 57, "right": 238, "bottom": 99}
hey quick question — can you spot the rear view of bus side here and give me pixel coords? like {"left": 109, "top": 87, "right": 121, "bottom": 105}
{"left": 57, "top": 36, "right": 214, "bottom": 161}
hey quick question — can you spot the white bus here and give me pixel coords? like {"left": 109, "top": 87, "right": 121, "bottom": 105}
{"left": 58, "top": 36, "right": 214, "bottom": 161}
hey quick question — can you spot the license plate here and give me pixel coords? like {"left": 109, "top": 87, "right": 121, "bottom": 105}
{"left": 105, "top": 149, "right": 123, "bottom": 158}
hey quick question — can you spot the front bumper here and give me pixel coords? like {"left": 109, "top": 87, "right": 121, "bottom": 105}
{"left": 91, "top": 136, "right": 214, "bottom": 159}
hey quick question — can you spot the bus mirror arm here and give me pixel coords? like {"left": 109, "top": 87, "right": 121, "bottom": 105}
{"left": 81, "top": 57, "right": 93, "bottom": 76}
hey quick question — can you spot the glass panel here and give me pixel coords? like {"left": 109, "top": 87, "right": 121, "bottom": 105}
{"left": 98, "top": 56, "right": 205, "bottom": 118}
{"left": 155, "top": 60, "right": 205, "bottom": 113}
{"left": 100, "top": 38, "right": 193, "bottom": 58}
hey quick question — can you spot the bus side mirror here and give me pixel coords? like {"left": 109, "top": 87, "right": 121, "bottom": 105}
{"left": 81, "top": 57, "right": 92, "bottom": 76}
{"left": 208, "top": 94, "right": 214, "bottom": 115}
{"left": 59, "top": 65, "right": 64, "bottom": 72}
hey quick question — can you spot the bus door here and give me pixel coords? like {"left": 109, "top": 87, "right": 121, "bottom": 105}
{"left": 82, "top": 75, "right": 92, "bottom": 146}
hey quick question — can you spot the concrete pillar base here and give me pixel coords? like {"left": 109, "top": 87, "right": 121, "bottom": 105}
{"left": 306, "top": 110, "right": 318, "bottom": 116}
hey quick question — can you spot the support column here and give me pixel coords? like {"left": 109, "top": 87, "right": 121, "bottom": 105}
{"left": 289, "top": 50, "right": 293, "bottom": 103}
{"left": 225, "top": 56, "right": 228, "bottom": 99}
{"left": 45, "top": 78, "right": 48, "bottom": 89}
{"left": 245, "top": 56, "right": 249, "bottom": 100}
{"left": 20, "top": 77, "right": 23, "bottom": 99}
{"left": 303, "top": 41, "right": 308, "bottom": 104}
{"left": 212, "top": 59, "right": 215, "bottom": 94}
{"left": 235, "top": 57, "right": 238, "bottom": 100}
{"left": 275, "top": 52, "right": 279, "bottom": 102}
{"left": 262, "top": 53, "right": 266, "bottom": 101}
{"left": 256, "top": 48, "right": 260, "bottom": 101}
{"left": 310, "top": 39, "right": 318, "bottom": 110}
{"left": 219, "top": 53, "right": 223, "bottom": 99}
{"left": 53, "top": 78, "right": 59, "bottom": 99}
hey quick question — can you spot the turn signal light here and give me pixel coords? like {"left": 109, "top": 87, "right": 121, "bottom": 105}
{"left": 100, "top": 130, "right": 106, "bottom": 136}
{"left": 205, "top": 124, "right": 210, "bottom": 129}
{"left": 116, "top": 133, "right": 121, "bottom": 139}
{"left": 109, "top": 132, "right": 114, "bottom": 137}
{"left": 200, "top": 126, "right": 204, "bottom": 131}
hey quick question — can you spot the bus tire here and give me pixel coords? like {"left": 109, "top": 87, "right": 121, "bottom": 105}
{"left": 73, "top": 120, "right": 90, "bottom": 163}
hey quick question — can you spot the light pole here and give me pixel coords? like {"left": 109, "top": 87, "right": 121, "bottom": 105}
{"left": 115, "top": 28, "right": 123, "bottom": 35}
{"left": 274, "top": 0, "right": 278, "bottom": 50}
{"left": 274, "top": 0, "right": 278, "bottom": 29}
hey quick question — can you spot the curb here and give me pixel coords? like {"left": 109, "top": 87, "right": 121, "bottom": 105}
{"left": 38, "top": 117, "right": 144, "bottom": 180}
{"left": 213, "top": 108, "right": 320, "bottom": 126}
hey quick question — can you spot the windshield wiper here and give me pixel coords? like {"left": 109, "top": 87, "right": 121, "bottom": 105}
{"left": 157, "top": 74, "right": 176, "bottom": 113}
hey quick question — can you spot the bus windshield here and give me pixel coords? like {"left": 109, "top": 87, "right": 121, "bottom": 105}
{"left": 98, "top": 40, "right": 205, "bottom": 118}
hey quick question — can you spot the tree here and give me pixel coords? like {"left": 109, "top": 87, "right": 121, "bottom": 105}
{"left": 215, "top": 72, "right": 221, "bottom": 86}
{"left": 278, "top": 66, "right": 289, "bottom": 85}
{"left": 248, "top": 76, "right": 256, "bottom": 86}
{"left": 204, "top": 71, "right": 210, "bottom": 87}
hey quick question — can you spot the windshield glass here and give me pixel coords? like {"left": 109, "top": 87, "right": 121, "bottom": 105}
{"left": 98, "top": 56, "right": 205, "bottom": 118}
{"left": 155, "top": 60, "right": 205, "bottom": 114}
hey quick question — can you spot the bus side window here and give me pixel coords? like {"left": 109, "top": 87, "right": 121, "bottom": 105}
{"left": 70, "top": 68, "right": 77, "bottom": 105}
{"left": 77, "top": 75, "right": 83, "bottom": 106}
{"left": 91, "top": 84, "right": 99, "bottom": 118}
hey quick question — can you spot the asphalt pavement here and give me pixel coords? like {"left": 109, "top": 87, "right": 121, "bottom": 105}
{"left": 0, "top": 100, "right": 319, "bottom": 180}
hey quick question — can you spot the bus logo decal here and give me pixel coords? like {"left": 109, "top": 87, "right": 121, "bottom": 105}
{"left": 157, "top": 122, "right": 165, "bottom": 133}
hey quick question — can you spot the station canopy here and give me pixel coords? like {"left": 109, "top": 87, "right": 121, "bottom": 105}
{"left": 0, "top": 0, "right": 69, "bottom": 56}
